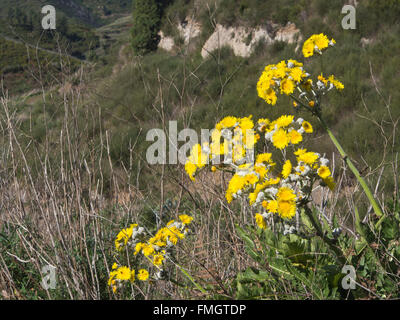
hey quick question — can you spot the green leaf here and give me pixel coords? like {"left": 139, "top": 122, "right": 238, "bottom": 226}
{"left": 354, "top": 206, "right": 368, "bottom": 238}
{"left": 285, "top": 261, "right": 324, "bottom": 299}
{"left": 355, "top": 238, "right": 368, "bottom": 255}
{"left": 381, "top": 217, "right": 399, "bottom": 241}
{"left": 236, "top": 225, "right": 264, "bottom": 264}
{"left": 239, "top": 267, "right": 271, "bottom": 282}
{"left": 322, "top": 264, "right": 342, "bottom": 288}
{"left": 300, "top": 208, "right": 314, "bottom": 231}
{"left": 236, "top": 225, "right": 256, "bottom": 250}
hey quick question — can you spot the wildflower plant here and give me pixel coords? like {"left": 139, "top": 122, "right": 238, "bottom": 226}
{"left": 107, "top": 34, "right": 398, "bottom": 300}
{"left": 257, "top": 33, "right": 384, "bottom": 225}
{"left": 108, "top": 214, "right": 194, "bottom": 294}
{"left": 185, "top": 114, "right": 335, "bottom": 229}
{"left": 180, "top": 34, "right": 398, "bottom": 299}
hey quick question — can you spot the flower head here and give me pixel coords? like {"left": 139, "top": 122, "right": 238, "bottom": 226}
{"left": 137, "top": 269, "right": 149, "bottom": 281}
{"left": 302, "top": 33, "right": 334, "bottom": 58}
{"left": 255, "top": 213, "right": 267, "bottom": 229}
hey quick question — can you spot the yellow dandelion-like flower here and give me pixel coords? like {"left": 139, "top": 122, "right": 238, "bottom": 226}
{"left": 137, "top": 269, "right": 149, "bottom": 281}
{"left": 318, "top": 73, "right": 328, "bottom": 86}
{"left": 258, "top": 118, "right": 270, "bottom": 129}
{"left": 153, "top": 253, "right": 165, "bottom": 266}
{"left": 115, "top": 266, "right": 132, "bottom": 281}
{"left": 313, "top": 33, "right": 329, "bottom": 51}
{"left": 272, "top": 129, "right": 289, "bottom": 150}
{"left": 256, "top": 153, "right": 273, "bottom": 164}
{"left": 226, "top": 174, "right": 248, "bottom": 203}
{"left": 179, "top": 214, "right": 193, "bottom": 225}
{"left": 317, "top": 165, "right": 331, "bottom": 179}
{"left": 134, "top": 242, "right": 144, "bottom": 255}
{"left": 280, "top": 78, "right": 295, "bottom": 95}
{"left": 301, "top": 79, "right": 313, "bottom": 91}
{"left": 255, "top": 213, "right": 267, "bottom": 229}
{"left": 302, "top": 121, "right": 313, "bottom": 133}
{"left": 302, "top": 33, "right": 334, "bottom": 58}
{"left": 262, "top": 87, "right": 277, "bottom": 105}
{"left": 115, "top": 225, "right": 135, "bottom": 251}
{"left": 287, "top": 59, "right": 303, "bottom": 67}
{"left": 185, "top": 144, "right": 209, "bottom": 181}
{"left": 288, "top": 130, "right": 303, "bottom": 145}
{"left": 297, "top": 151, "right": 319, "bottom": 166}
{"left": 239, "top": 116, "right": 254, "bottom": 131}
{"left": 216, "top": 116, "right": 237, "bottom": 130}
{"left": 289, "top": 67, "right": 305, "bottom": 82}
{"left": 277, "top": 187, "right": 297, "bottom": 202}
{"left": 276, "top": 115, "right": 294, "bottom": 128}
{"left": 302, "top": 38, "right": 315, "bottom": 58}
{"left": 185, "top": 161, "right": 197, "bottom": 181}
{"left": 277, "top": 200, "right": 297, "bottom": 219}
{"left": 274, "top": 61, "right": 287, "bottom": 79}
{"left": 282, "top": 160, "right": 292, "bottom": 179}
{"left": 142, "top": 244, "right": 155, "bottom": 257}
{"left": 323, "top": 176, "right": 336, "bottom": 190}
{"left": 267, "top": 200, "right": 278, "bottom": 213}
{"left": 328, "top": 75, "right": 344, "bottom": 90}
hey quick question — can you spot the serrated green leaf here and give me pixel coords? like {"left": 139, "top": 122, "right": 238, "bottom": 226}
{"left": 355, "top": 238, "right": 368, "bottom": 255}
{"left": 300, "top": 208, "right": 314, "bottom": 231}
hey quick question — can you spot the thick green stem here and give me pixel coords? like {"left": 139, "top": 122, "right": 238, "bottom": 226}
{"left": 317, "top": 116, "right": 384, "bottom": 221}
{"left": 303, "top": 206, "right": 346, "bottom": 265}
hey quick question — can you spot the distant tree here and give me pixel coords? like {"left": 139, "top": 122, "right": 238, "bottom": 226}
{"left": 131, "top": 0, "right": 162, "bottom": 55}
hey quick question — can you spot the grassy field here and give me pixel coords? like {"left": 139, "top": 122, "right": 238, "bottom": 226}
{"left": 0, "top": 0, "right": 399, "bottom": 300}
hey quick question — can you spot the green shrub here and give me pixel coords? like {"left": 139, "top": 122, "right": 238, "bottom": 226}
{"left": 131, "top": 0, "right": 162, "bottom": 55}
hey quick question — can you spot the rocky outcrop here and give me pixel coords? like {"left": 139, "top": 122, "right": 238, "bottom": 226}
{"left": 360, "top": 37, "right": 373, "bottom": 47}
{"left": 201, "top": 22, "right": 301, "bottom": 58}
{"left": 158, "top": 16, "right": 201, "bottom": 52}
{"left": 158, "top": 18, "right": 302, "bottom": 59}
{"left": 158, "top": 31, "right": 175, "bottom": 52}
{"left": 177, "top": 17, "right": 202, "bottom": 45}
{"left": 201, "top": 25, "right": 273, "bottom": 58}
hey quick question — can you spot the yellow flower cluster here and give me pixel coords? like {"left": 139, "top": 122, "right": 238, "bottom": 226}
{"left": 302, "top": 33, "right": 335, "bottom": 58}
{"left": 317, "top": 73, "right": 344, "bottom": 91}
{"left": 134, "top": 214, "right": 193, "bottom": 265}
{"left": 185, "top": 116, "right": 259, "bottom": 181}
{"left": 108, "top": 214, "right": 193, "bottom": 293}
{"left": 257, "top": 34, "right": 343, "bottom": 111}
{"left": 185, "top": 144, "right": 208, "bottom": 181}
{"left": 260, "top": 115, "right": 313, "bottom": 149}
{"left": 257, "top": 59, "right": 309, "bottom": 105}
{"left": 250, "top": 138, "right": 336, "bottom": 227}
{"left": 115, "top": 223, "right": 141, "bottom": 251}
{"left": 108, "top": 264, "right": 149, "bottom": 293}
{"left": 184, "top": 114, "right": 336, "bottom": 229}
